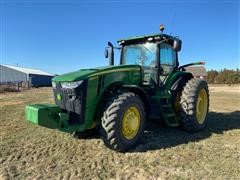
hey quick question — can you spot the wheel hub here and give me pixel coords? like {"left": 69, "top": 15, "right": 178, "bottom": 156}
{"left": 122, "top": 106, "right": 140, "bottom": 140}
{"left": 196, "top": 89, "right": 208, "bottom": 124}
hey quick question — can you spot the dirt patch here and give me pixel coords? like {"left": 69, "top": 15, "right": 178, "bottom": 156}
{"left": 0, "top": 86, "right": 239, "bottom": 179}
{"left": 209, "top": 85, "right": 240, "bottom": 93}
{"left": 0, "top": 87, "right": 52, "bottom": 99}
{"left": 0, "top": 101, "right": 26, "bottom": 107}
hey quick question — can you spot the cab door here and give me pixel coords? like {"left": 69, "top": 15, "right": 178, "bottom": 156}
{"left": 159, "top": 43, "right": 177, "bottom": 85}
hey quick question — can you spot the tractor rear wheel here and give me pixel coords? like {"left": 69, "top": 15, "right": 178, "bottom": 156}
{"left": 180, "top": 78, "right": 209, "bottom": 132}
{"left": 100, "top": 92, "right": 145, "bottom": 152}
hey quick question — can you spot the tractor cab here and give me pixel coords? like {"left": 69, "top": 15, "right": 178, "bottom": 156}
{"left": 119, "top": 34, "right": 181, "bottom": 86}
{"left": 105, "top": 26, "right": 182, "bottom": 87}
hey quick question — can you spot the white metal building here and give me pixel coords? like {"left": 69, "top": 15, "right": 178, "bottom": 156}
{"left": 0, "top": 64, "right": 54, "bottom": 87}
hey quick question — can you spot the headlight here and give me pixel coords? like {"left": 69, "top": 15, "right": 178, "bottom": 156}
{"left": 61, "top": 80, "right": 83, "bottom": 89}
{"left": 52, "top": 81, "right": 57, "bottom": 89}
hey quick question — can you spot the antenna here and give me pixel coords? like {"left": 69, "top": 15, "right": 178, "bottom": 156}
{"left": 170, "top": 12, "right": 176, "bottom": 35}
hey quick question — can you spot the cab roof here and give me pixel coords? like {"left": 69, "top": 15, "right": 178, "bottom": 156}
{"left": 117, "top": 33, "right": 180, "bottom": 45}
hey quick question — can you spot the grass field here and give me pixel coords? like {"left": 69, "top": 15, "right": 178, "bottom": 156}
{"left": 0, "top": 85, "right": 240, "bottom": 179}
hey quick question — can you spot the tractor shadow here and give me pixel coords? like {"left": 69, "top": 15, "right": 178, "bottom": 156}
{"left": 131, "top": 111, "right": 240, "bottom": 152}
{"left": 74, "top": 111, "right": 240, "bottom": 152}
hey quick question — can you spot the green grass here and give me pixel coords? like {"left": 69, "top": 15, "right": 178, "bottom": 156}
{"left": 0, "top": 86, "right": 240, "bottom": 179}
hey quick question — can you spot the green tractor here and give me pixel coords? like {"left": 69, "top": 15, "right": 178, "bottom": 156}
{"left": 26, "top": 26, "right": 209, "bottom": 152}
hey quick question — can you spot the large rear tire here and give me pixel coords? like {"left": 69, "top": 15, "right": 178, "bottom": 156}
{"left": 100, "top": 92, "right": 145, "bottom": 152}
{"left": 180, "top": 78, "right": 209, "bottom": 132}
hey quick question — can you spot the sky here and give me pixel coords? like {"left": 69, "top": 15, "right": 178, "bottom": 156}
{"left": 0, "top": 0, "right": 239, "bottom": 74}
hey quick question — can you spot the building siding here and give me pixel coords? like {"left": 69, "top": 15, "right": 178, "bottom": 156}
{"left": 0, "top": 65, "right": 54, "bottom": 87}
{"left": 0, "top": 65, "right": 28, "bottom": 83}
{"left": 185, "top": 66, "right": 207, "bottom": 78}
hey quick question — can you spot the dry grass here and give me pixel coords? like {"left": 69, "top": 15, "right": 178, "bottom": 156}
{"left": 0, "top": 86, "right": 240, "bottom": 179}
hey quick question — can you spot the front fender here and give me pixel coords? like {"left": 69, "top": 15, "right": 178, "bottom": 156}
{"left": 81, "top": 68, "right": 142, "bottom": 130}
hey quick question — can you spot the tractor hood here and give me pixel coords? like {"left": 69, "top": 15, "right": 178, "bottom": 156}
{"left": 52, "top": 65, "right": 141, "bottom": 82}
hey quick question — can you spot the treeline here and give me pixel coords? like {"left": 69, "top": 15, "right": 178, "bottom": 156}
{"left": 206, "top": 68, "right": 240, "bottom": 84}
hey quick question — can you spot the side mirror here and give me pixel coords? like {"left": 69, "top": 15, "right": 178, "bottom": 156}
{"left": 173, "top": 39, "right": 182, "bottom": 52}
{"left": 104, "top": 42, "right": 114, "bottom": 65}
{"left": 104, "top": 48, "right": 108, "bottom": 58}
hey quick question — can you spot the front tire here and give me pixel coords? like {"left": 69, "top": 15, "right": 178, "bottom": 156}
{"left": 180, "top": 78, "right": 209, "bottom": 132}
{"left": 100, "top": 92, "right": 145, "bottom": 152}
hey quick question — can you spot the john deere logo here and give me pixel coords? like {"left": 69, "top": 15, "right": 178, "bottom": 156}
{"left": 57, "top": 94, "right": 62, "bottom": 101}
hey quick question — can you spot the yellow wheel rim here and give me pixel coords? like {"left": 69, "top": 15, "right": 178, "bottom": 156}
{"left": 196, "top": 89, "right": 208, "bottom": 124}
{"left": 121, "top": 106, "right": 141, "bottom": 140}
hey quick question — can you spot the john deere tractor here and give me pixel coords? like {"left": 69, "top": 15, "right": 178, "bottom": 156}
{"left": 26, "top": 26, "right": 209, "bottom": 152}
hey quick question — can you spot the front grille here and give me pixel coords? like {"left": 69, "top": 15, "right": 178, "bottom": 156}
{"left": 53, "top": 81, "right": 87, "bottom": 124}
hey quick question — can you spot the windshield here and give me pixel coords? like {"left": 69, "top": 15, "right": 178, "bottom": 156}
{"left": 122, "top": 42, "right": 157, "bottom": 66}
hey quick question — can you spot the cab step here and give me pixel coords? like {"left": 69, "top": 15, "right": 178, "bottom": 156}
{"left": 161, "top": 110, "right": 179, "bottom": 127}
{"left": 159, "top": 99, "right": 179, "bottom": 127}
{"left": 150, "top": 90, "right": 180, "bottom": 127}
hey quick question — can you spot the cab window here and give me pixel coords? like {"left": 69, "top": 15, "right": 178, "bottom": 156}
{"left": 160, "top": 43, "right": 177, "bottom": 75}
{"left": 122, "top": 43, "right": 158, "bottom": 85}
{"left": 122, "top": 43, "right": 157, "bottom": 66}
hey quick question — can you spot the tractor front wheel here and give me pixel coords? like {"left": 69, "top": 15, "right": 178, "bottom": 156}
{"left": 100, "top": 92, "right": 145, "bottom": 152}
{"left": 180, "top": 78, "right": 209, "bottom": 132}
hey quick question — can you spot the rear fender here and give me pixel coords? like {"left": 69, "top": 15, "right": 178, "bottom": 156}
{"left": 165, "top": 71, "right": 193, "bottom": 91}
